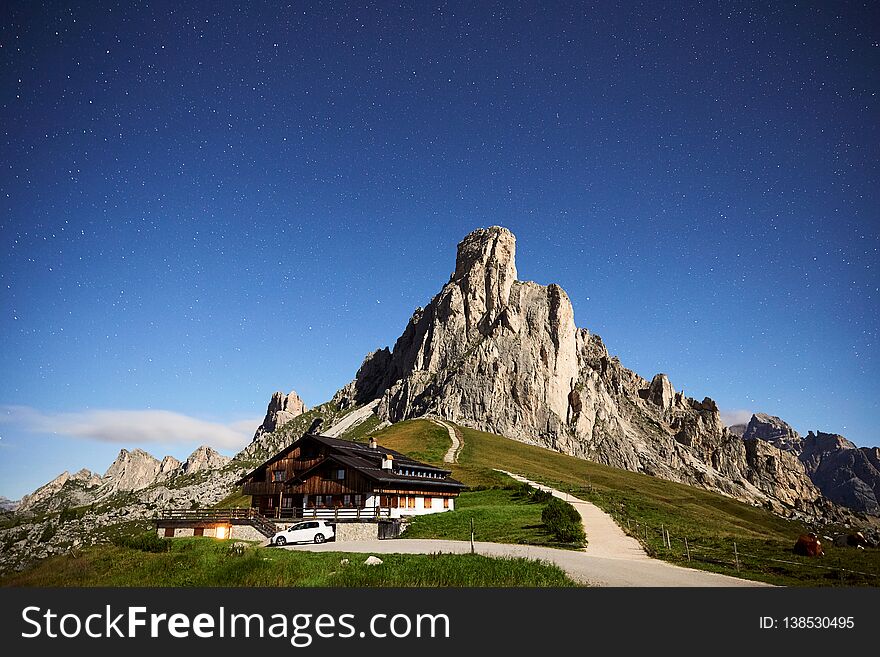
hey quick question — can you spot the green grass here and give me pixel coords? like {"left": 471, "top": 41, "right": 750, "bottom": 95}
{"left": 212, "top": 489, "right": 252, "bottom": 509}
{"left": 403, "top": 487, "right": 583, "bottom": 549}
{"left": 369, "top": 419, "right": 453, "bottom": 467}
{"left": 0, "top": 537, "right": 577, "bottom": 587}
{"left": 370, "top": 419, "right": 880, "bottom": 586}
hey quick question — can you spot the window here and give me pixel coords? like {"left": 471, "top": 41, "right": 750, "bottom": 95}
{"left": 281, "top": 496, "right": 293, "bottom": 508}
{"left": 336, "top": 468, "right": 346, "bottom": 480}
{"left": 407, "top": 496, "right": 416, "bottom": 508}
{"left": 315, "top": 495, "right": 323, "bottom": 507}
{"left": 424, "top": 497, "right": 432, "bottom": 509}
{"left": 443, "top": 498, "right": 449, "bottom": 509}
{"left": 272, "top": 470, "right": 286, "bottom": 482}
{"left": 266, "top": 497, "right": 274, "bottom": 508}
{"left": 326, "top": 495, "right": 334, "bottom": 507}
{"left": 344, "top": 494, "right": 351, "bottom": 506}
{"left": 354, "top": 494, "right": 363, "bottom": 507}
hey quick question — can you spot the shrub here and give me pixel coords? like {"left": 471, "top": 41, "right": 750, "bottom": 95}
{"left": 111, "top": 531, "right": 170, "bottom": 553}
{"left": 532, "top": 489, "right": 553, "bottom": 503}
{"left": 39, "top": 524, "right": 57, "bottom": 543}
{"left": 542, "top": 498, "right": 585, "bottom": 545}
{"left": 513, "top": 482, "right": 535, "bottom": 499}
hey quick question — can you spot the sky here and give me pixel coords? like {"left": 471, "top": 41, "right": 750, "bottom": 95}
{"left": 1, "top": 1, "right": 878, "bottom": 500}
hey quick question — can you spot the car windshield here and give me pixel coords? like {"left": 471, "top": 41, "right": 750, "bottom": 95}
{"left": 287, "top": 523, "right": 308, "bottom": 531}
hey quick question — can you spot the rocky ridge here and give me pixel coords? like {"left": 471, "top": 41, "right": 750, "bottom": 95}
{"left": 742, "top": 414, "right": 880, "bottom": 515}
{"left": 15, "top": 445, "right": 232, "bottom": 516}
{"left": 334, "top": 226, "right": 850, "bottom": 520}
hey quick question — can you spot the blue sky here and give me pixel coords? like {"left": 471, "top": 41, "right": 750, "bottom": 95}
{"left": 1, "top": 1, "right": 878, "bottom": 500}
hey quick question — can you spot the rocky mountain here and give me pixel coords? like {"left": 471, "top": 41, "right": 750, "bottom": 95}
{"left": 17, "top": 468, "right": 103, "bottom": 514}
{"left": 741, "top": 413, "right": 803, "bottom": 452}
{"left": 253, "top": 391, "right": 307, "bottom": 441}
{"left": 334, "top": 226, "right": 844, "bottom": 520}
{"left": 15, "top": 445, "right": 235, "bottom": 516}
{"left": 102, "top": 448, "right": 171, "bottom": 496}
{"left": 181, "top": 445, "right": 231, "bottom": 474}
{"left": 0, "top": 497, "right": 19, "bottom": 512}
{"left": 739, "top": 414, "right": 880, "bottom": 515}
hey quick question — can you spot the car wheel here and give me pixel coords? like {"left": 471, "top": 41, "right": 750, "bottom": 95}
{"left": 275, "top": 536, "right": 287, "bottom": 546}
{"left": 314, "top": 533, "right": 325, "bottom": 544}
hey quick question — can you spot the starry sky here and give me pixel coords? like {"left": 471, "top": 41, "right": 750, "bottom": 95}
{"left": 1, "top": 1, "right": 878, "bottom": 500}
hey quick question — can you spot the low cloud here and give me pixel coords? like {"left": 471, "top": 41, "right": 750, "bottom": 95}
{"left": 0, "top": 406, "right": 259, "bottom": 451}
{"left": 719, "top": 409, "right": 754, "bottom": 428}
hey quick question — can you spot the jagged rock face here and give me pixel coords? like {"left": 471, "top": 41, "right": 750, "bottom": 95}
{"left": 335, "top": 226, "right": 836, "bottom": 519}
{"left": 181, "top": 445, "right": 231, "bottom": 474}
{"left": 743, "top": 413, "right": 803, "bottom": 452}
{"left": 102, "top": 448, "right": 165, "bottom": 494}
{"left": 253, "top": 390, "right": 308, "bottom": 440}
{"left": 743, "top": 439, "right": 823, "bottom": 512}
{"left": 17, "top": 469, "right": 102, "bottom": 514}
{"left": 799, "top": 431, "right": 880, "bottom": 514}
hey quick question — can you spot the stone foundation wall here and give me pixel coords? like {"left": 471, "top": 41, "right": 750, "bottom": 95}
{"left": 335, "top": 522, "right": 379, "bottom": 542}
{"left": 231, "top": 524, "right": 272, "bottom": 543}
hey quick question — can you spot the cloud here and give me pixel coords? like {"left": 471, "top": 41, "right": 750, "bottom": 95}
{"left": 0, "top": 406, "right": 260, "bottom": 451}
{"left": 719, "top": 409, "right": 754, "bottom": 428}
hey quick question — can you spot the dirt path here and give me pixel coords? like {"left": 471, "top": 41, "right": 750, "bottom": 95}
{"left": 430, "top": 418, "right": 462, "bottom": 463}
{"left": 324, "top": 400, "right": 380, "bottom": 437}
{"left": 279, "top": 471, "right": 767, "bottom": 586}
{"left": 496, "top": 470, "right": 649, "bottom": 561}
{"left": 283, "top": 538, "right": 766, "bottom": 587}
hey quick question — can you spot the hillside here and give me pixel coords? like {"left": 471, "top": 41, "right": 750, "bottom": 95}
{"left": 364, "top": 419, "right": 880, "bottom": 586}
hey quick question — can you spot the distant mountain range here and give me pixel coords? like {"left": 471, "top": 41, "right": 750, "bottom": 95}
{"left": 731, "top": 413, "right": 880, "bottom": 515}
{"left": 16, "top": 445, "right": 233, "bottom": 515}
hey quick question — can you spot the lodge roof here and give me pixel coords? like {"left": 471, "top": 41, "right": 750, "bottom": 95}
{"left": 237, "top": 432, "right": 465, "bottom": 491}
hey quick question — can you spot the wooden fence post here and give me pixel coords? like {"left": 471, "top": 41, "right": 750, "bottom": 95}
{"left": 470, "top": 518, "right": 475, "bottom": 554}
{"left": 685, "top": 537, "right": 691, "bottom": 562}
{"left": 733, "top": 541, "right": 740, "bottom": 571}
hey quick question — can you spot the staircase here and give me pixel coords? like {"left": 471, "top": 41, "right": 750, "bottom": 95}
{"left": 248, "top": 514, "right": 277, "bottom": 537}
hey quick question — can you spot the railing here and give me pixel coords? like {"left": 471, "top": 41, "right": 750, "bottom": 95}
{"left": 158, "top": 508, "right": 258, "bottom": 521}
{"left": 157, "top": 506, "right": 393, "bottom": 523}
{"left": 288, "top": 507, "right": 393, "bottom": 520}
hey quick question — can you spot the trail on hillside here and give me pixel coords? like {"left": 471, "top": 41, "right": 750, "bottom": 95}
{"left": 495, "top": 470, "right": 650, "bottom": 560}
{"left": 429, "top": 418, "right": 463, "bottom": 463}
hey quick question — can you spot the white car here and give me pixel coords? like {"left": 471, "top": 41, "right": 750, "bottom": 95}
{"left": 272, "top": 520, "right": 335, "bottom": 546}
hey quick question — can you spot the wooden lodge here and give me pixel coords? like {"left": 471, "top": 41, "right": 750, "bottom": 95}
{"left": 238, "top": 433, "right": 466, "bottom": 521}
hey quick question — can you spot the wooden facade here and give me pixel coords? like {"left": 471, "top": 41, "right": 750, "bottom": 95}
{"left": 239, "top": 433, "right": 465, "bottom": 519}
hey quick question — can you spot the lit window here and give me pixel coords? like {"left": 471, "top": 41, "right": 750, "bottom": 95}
{"left": 424, "top": 497, "right": 432, "bottom": 509}
{"left": 336, "top": 468, "right": 345, "bottom": 480}
{"left": 443, "top": 498, "right": 449, "bottom": 509}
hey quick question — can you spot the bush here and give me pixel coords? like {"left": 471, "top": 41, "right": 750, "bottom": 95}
{"left": 542, "top": 498, "right": 586, "bottom": 545}
{"left": 532, "top": 489, "right": 553, "bottom": 503}
{"left": 513, "top": 482, "right": 535, "bottom": 499}
{"left": 39, "top": 524, "right": 57, "bottom": 543}
{"left": 111, "top": 531, "right": 170, "bottom": 553}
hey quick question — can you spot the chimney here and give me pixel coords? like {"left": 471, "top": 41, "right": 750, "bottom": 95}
{"left": 369, "top": 437, "right": 377, "bottom": 449}
{"left": 381, "top": 454, "right": 394, "bottom": 470}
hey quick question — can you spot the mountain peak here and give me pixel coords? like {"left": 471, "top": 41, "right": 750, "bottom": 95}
{"left": 453, "top": 226, "right": 516, "bottom": 280}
